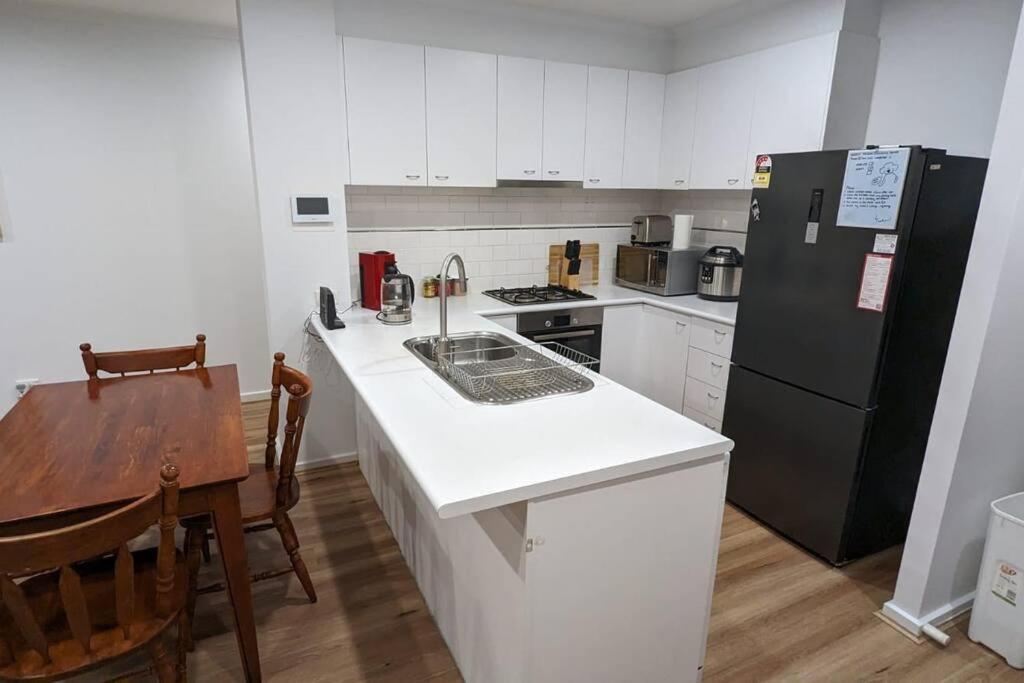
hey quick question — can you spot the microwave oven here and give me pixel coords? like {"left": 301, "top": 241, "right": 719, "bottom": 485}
{"left": 614, "top": 244, "right": 704, "bottom": 296}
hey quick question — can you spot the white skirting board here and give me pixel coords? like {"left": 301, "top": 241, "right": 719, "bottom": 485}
{"left": 296, "top": 450, "right": 357, "bottom": 471}
{"left": 355, "top": 394, "right": 728, "bottom": 682}
{"left": 241, "top": 389, "right": 272, "bottom": 403}
{"left": 881, "top": 592, "right": 975, "bottom": 637}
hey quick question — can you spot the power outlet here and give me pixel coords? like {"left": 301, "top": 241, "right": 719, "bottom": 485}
{"left": 15, "top": 378, "right": 38, "bottom": 399}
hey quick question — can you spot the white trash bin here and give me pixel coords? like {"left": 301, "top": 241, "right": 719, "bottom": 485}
{"left": 969, "top": 492, "right": 1024, "bottom": 668}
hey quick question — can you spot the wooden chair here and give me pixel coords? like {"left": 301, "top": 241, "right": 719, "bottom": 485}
{"left": 184, "top": 352, "right": 316, "bottom": 634}
{"left": 80, "top": 335, "right": 206, "bottom": 378}
{"left": 0, "top": 465, "right": 194, "bottom": 682}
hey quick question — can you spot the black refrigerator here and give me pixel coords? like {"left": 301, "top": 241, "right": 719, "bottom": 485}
{"left": 723, "top": 147, "right": 988, "bottom": 565}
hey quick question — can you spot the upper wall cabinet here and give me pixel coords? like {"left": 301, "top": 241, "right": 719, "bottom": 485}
{"left": 621, "top": 71, "right": 667, "bottom": 189}
{"left": 542, "top": 61, "right": 588, "bottom": 181}
{"left": 658, "top": 69, "right": 699, "bottom": 190}
{"left": 344, "top": 38, "right": 427, "bottom": 186}
{"left": 497, "top": 56, "right": 544, "bottom": 181}
{"left": 690, "top": 53, "right": 757, "bottom": 190}
{"left": 744, "top": 33, "right": 839, "bottom": 188}
{"left": 426, "top": 47, "right": 497, "bottom": 187}
{"left": 583, "top": 66, "right": 628, "bottom": 189}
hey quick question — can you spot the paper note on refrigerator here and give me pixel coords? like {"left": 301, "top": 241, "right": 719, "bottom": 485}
{"left": 838, "top": 148, "right": 910, "bottom": 230}
{"left": 857, "top": 254, "right": 894, "bottom": 312}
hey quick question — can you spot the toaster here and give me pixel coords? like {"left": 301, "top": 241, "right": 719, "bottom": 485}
{"left": 630, "top": 215, "right": 673, "bottom": 246}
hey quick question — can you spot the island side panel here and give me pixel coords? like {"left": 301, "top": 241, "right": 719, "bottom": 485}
{"left": 524, "top": 454, "right": 729, "bottom": 683}
{"left": 355, "top": 396, "right": 529, "bottom": 682}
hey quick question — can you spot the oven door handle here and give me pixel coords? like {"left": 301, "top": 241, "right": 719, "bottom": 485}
{"left": 532, "top": 329, "right": 597, "bottom": 342}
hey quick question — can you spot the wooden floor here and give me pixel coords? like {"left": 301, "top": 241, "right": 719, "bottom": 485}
{"left": 172, "top": 400, "right": 1017, "bottom": 680}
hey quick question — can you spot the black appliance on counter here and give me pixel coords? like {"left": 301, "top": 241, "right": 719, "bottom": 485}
{"left": 723, "top": 147, "right": 988, "bottom": 565}
{"left": 517, "top": 307, "right": 603, "bottom": 373}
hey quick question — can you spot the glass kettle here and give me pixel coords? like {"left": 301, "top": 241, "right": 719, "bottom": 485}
{"left": 378, "top": 264, "right": 415, "bottom": 325}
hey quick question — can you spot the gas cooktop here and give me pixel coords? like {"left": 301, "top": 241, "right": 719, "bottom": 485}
{"left": 482, "top": 285, "right": 597, "bottom": 306}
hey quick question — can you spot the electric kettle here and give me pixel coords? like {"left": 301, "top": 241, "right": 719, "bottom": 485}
{"left": 378, "top": 264, "right": 415, "bottom": 325}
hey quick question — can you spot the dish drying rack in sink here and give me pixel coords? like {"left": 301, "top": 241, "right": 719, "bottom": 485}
{"left": 438, "top": 341, "right": 597, "bottom": 405}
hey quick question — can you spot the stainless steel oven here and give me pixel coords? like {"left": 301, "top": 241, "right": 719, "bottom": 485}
{"left": 517, "top": 307, "right": 603, "bottom": 373}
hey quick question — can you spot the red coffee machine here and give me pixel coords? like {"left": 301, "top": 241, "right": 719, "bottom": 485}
{"left": 359, "top": 251, "right": 396, "bottom": 310}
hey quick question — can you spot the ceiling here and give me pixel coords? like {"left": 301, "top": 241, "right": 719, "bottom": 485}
{"left": 31, "top": 0, "right": 238, "bottom": 27}
{"left": 30, "top": 0, "right": 749, "bottom": 30}
{"left": 474, "top": 0, "right": 749, "bottom": 27}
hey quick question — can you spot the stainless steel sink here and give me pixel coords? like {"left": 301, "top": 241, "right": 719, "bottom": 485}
{"left": 404, "top": 331, "right": 595, "bottom": 404}
{"left": 404, "top": 331, "right": 518, "bottom": 366}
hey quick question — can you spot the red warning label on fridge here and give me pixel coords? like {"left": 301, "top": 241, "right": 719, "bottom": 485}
{"left": 857, "top": 254, "right": 894, "bottom": 312}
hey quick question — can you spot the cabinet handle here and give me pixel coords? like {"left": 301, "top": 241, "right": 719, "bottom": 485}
{"left": 674, "top": 179, "right": 685, "bottom": 185}
{"left": 727, "top": 178, "right": 739, "bottom": 185}
{"left": 435, "top": 175, "right": 449, "bottom": 181}
{"left": 710, "top": 361, "right": 724, "bottom": 370}
{"left": 714, "top": 329, "right": 727, "bottom": 340}
{"left": 588, "top": 178, "right": 601, "bottom": 184}
{"left": 547, "top": 170, "right": 560, "bottom": 176}
{"left": 405, "top": 174, "right": 421, "bottom": 180}
{"left": 676, "top": 321, "right": 687, "bottom": 331}
{"left": 524, "top": 170, "right": 536, "bottom": 175}
{"left": 707, "top": 391, "right": 721, "bottom": 401}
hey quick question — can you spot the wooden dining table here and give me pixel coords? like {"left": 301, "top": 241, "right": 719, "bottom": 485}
{"left": 0, "top": 365, "right": 262, "bottom": 682}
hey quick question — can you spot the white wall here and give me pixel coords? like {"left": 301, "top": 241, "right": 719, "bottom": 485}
{"left": 865, "top": 0, "right": 1022, "bottom": 156}
{"left": 671, "top": 0, "right": 848, "bottom": 70}
{"left": 238, "top": 0, "right": 357, "bottom": 465}
{"left": 0, "top": 2, "right": 270, "bottom": 416}
{"left": 883, "top": 8, "right": 1024, "bottom": 633}
{"left": 335, "top": 0, "right": 674, "bottom": 72}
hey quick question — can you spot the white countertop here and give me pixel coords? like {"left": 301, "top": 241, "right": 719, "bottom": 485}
{"left": 312, "top": 283, "right": 736, "bottom": 519}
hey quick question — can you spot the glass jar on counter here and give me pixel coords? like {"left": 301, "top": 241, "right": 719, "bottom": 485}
{"left": 422, "top": 276, "right": 440, "bottom": 298}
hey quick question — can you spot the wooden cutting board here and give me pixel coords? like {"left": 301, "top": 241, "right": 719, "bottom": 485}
{"left": 547, "top": 243, "right": 600, "bottom": 287}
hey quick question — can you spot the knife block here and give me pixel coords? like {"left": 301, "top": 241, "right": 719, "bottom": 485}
{"left": 547, "top": 243, "right": 600, "bottom": 288}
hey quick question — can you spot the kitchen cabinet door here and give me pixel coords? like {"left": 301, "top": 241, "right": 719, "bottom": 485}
{"left": 426, "top": 47, "right": 497, "bottom": 187}
{"left": 744, "top": 33, "right": 838, "bottom": 188}
{"left": 621, "top": 71, "right": 666, "bottom": 189}
{"left": 497, "top": 56, "right": 544, "bottom": 181}
{"left": 600, "top": 304, "right": 644, "bottom": 393}
{"left": 658, "top": 69, "right": 699, "bottom": 190}
{"left": 542, "top": 61, "right": 588, "bottom": 181}
{"left": 582, "top": 66, "right": 628, "bottom": 189}
{"left": 690, "top": 53, "right": 757, "bottom": 190}
{"left": 344, "top": 38, "right": 427, "bottom": 186}
{"left": 641, "top": 305, "right": 691, "bottom": 411}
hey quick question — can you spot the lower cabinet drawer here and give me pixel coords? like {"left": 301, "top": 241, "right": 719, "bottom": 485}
{"left": 686, "top": 347, "right": 730, "bottom": 390}
{"left": 690, "top": 318, "right": 734, "bottom": 358}
{"left": 684, "top": 376, "right": 726, "bottom": 421}
{"left": 683, "top": 406, "right": 723, "bottom": 433}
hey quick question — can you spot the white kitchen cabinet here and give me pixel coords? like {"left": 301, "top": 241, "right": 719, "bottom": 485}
{"left": 683, "top": 406, "right": 723, "bottom": 433}
{"left": 582, "top": 66, "right": 628, "bottom": 189}
{"left": 690, "top": 53, "right": 757, "bottom": 190}
{"left": 658, "top": 69, "right": 699, "bottom": 190}
{"left": 542, "top": 61, "right": 588, "bottom": 181}
{"left": 686, "top": 347, "right": 730, "bottom": 391}
{"left": 640, "top": 305, "right": 691, "bottom": 411}
{"left": 621, "top": 71, "right": 666, "bottom": 189}
{"left": 486, "top": 314, "right": 518, "bottom": 332}
{"left": 343, "top": 38, "right": 427, "bottom": 186}
{"left": 744, "top": 33, "right": 839, "bottom": 188}
{"left": 690, "top": 317, "right": 735, "bottom": 358}
{"left": 600, "top": 304, "right": 644, "bottom": 392}
{"left": 426, "top": 47, "right": 497, "bottom": 187}
{"left": 684, "top": 376, "right": 726, "bottom": 421}
{"left": 497, "top": 56, "right": 544, "bottom": 181}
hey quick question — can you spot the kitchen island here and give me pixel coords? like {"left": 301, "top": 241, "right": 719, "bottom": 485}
{"left": 311, "top": 286, "right": 735, "bottom": 682}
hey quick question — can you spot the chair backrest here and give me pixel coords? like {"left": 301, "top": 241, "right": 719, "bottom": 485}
{"left": 264, "top": 353, "right": 313, "bottom": 509}
{"left": 0, "top": 465, "right": 181, "bottom": 664}
{"left": 80, "top": 334, "right": 206, "bottom": 378}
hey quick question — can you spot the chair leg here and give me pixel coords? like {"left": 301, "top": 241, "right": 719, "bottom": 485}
{"left": 149, "top": 638, "right": 177, "bottom": 683}
{"left": 176, "top": 612, "right": 189, "bottom": 683}
{"left": 273, "top": 511, "right": 317, "bottom": 603}
{"left": 184, "top": 526, "right": 205, "bottom": 652}
{"left": 201, "top": 533, "right": 212, "bottom": 564}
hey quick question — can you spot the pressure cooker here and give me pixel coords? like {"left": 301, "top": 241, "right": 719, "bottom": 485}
{"left": 697, "top": 246, "right": 743, "bottom": 301}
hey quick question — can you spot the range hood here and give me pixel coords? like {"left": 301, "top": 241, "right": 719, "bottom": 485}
{"left": 495, "top": 178, "right": 584, "bottom": 189}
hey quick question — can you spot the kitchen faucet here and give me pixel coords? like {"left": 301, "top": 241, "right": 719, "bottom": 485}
{"left": 437, "top": 252, "right": 466, "bottom": 356}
